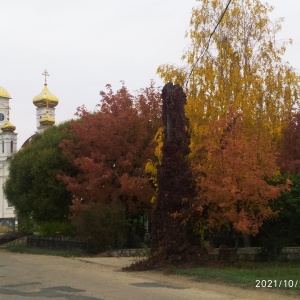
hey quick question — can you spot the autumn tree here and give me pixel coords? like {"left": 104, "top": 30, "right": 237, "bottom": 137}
{"left": 4, "top": 122, "right": 75, "bottom": 233}
{"left": 158, "top": 0, "right": 300, "bottom": 154}
{"left": 59, "top": 82, "right": 162, "bottom": 245}
{"left": 279, "top": 111, "right": 300, "bottom": 174}
{"left": 150, "top": 83, "right": 196, "bottom": 259}
{"left": 194, "top": 113, "right": 288, "bottom": 241}
{"left": 144, "top": 127, "right": 163, "bottom": 196}
{"left": 155, "top": 0, "right": 299, "bottom": 251}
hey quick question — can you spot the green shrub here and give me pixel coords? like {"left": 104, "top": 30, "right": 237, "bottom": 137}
{"left": 37, "top": 221, "right": 76, "bottom": 237}
{"left": 17, "top": 216, "right": 36, "bottom": 235}
{"left": 257, "top": 174, "right": 300, "bottom": 260}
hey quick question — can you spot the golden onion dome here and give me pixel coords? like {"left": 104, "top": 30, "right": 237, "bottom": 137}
{"left": 39, "top": 111, "right": 55, "bottom": 126}
{"left": 0, "top": 86, "right": 11, "bottom": 99}
{"left": 1, "top": 119, "right": 16, "bottom": 132}
{"left": 33, "top": 84, "right": 59, "bottom": 108}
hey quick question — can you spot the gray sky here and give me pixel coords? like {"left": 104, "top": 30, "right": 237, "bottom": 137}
{"left": 0, "top": 0, "right": 299, "bottom": 148}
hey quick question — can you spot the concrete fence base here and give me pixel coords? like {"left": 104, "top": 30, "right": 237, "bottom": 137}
{"left": 99, "top": 248, "right": 148, "bottom": 257}
{"left": 209, "top": 247, "right": 300, "bottom": 261}
{"left": 2, "top": 236, "right": 300, "bottom": 261}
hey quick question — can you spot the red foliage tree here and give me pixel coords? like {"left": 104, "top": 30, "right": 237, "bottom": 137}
{"left": 279, "top": 111, "right": 300, "bottom": 174}
{"left": 194, "top": 113, "right": 288, "bottom": 237}
{"left": 59, "top": 82, "right": 162, "bottom": 219}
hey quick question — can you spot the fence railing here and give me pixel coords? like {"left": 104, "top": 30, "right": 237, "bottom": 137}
{"left": 27, "top": 235, "right": 89, "bottom": 251}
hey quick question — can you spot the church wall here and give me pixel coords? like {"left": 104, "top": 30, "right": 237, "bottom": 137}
{"left": 0, "top": 94, "right": 17, "bottom": 220}
{"left": 0, "top": 160, "right": 15, "bottom": 219}
{"left": 0, "top": 133, "right": 18, "bottom": 156}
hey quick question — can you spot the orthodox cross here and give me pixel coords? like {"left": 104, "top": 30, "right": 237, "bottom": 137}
{"left": 42, "top": 69, "right": 50, "bottom": 85}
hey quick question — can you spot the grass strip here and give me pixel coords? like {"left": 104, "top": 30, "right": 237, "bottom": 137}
{"left": 175, "top": 262, "right": 300, "bottom": 292}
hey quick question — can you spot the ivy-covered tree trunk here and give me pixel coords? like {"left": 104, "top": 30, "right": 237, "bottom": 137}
{"left": 151, "top": 83, "right": 195, "bottom": 259}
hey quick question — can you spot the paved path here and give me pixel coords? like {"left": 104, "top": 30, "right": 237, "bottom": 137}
{"left": 0, "top": 252, "right": 298, "bottom": 299}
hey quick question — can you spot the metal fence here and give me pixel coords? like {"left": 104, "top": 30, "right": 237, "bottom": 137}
{"left": 27, "top": 235, "right": 89, "bottom": 251}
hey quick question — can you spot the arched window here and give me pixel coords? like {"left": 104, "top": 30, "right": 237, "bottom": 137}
{"left": 11, "top": 141, "right": 13, "bottom": 153}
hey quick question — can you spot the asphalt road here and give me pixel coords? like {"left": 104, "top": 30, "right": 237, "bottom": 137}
{"left": 0, "top": 252, "right": 297, "bottom": 300}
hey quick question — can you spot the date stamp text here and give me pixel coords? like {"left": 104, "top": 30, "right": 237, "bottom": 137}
{"left": 255, "top": 279, "right": 299, "bottom": 288}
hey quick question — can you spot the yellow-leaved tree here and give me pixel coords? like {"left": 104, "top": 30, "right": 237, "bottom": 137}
{"left": 157, "top": 0, "right": 300, "bottom": 154}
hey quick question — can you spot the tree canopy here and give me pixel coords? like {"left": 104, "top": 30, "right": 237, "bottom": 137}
{"left": 59, "top": 82, "right": 162, "bottom": 219}
{"left": 158, "top": 0, "right": 300, "bottom": 153}
{"left": 4, "top": 122, "right": 75, "bottom": 227}
{"left": 156, "top": 0, "right": 299, "bottom": 241}
{"left": 279, "top": 111, "right": 300, "bottom": 174}
{"left": 193, "top": 113, "right": 288, "bottom": 236}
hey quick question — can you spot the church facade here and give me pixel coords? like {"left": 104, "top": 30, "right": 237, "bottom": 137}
{"left": 0, "top": 70, "right": 58, "bottom": 229}
{"left": 0, "top": 86, "right": 17, "bottom": 220}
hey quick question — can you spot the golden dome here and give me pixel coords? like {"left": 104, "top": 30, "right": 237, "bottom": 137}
{"left": 33, "top": 84, "right": 59, "bottom": 108}
{"left": 39, "top": 111, "right": 55, "bottom": 126}
{"left": 1, "top": 119, "right": 16, "bottom": 132}
{"left": 0, "top": 86, "right": 11, "bottom": 99}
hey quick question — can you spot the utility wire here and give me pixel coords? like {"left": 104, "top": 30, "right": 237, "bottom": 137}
{"left": 185, "top": 0, "right": 233, "bottom": 87}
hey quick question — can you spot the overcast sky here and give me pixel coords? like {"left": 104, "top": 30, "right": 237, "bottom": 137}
{"left": 0, "top": 0, "right": 299, "bottom": 148}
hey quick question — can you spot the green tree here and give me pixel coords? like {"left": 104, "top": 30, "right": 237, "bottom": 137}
{"left": 4, "top": 122, "right": 76, "bottom": 232}
{"left": 258, "top": 174, "right": 300, "bottom": 259}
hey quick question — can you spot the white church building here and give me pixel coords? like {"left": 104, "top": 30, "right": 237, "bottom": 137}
{"left": 0, "top": 70, "right": 58, "bottom": 229}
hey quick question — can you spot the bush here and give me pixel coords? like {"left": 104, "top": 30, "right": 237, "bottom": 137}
{"left": 37, "top": 221, "right": 77, "bottom": 237}
{"left": 255, "top": 174, "right": 300, "bottom": 260}
{"left": 17, "top": 216, "right": 36, "bottom": 235}
{"left": 72, "top": 203, "right": 129, "bottom": 253}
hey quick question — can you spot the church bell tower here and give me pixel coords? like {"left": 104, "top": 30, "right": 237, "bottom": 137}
{"left": 32, "top": 70, "right": 58, "bottom": 132}
{"left": 0, "top": 85, "right": 17, "bottom": 219}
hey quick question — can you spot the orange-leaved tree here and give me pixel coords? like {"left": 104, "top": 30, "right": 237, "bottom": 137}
{"left": 194, "top": 112, "right": 289, "bottom": 237}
